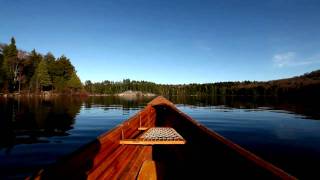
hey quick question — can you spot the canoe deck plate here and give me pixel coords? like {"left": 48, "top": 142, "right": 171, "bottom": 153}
{"left": 120, "top": 127, "right": 186, "bottom": 145}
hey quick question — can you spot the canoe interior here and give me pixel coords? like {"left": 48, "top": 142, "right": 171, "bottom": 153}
{"left": 32, "top": 97, "right": 295, "bottom": 180}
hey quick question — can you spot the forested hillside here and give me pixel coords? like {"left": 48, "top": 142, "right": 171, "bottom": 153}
{"left": 84, "top": 70, "right": 320, "bottom": 97}
{"left": 0, "top": 37, "right": 82, "bottom": 93}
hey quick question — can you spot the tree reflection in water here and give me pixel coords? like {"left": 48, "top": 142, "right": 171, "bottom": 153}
{"left": 0, "top": 96, "right": 83, "bottom": 152}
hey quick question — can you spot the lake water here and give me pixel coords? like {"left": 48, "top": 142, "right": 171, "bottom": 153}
{"left": 0, "top": 95, "right": 319, "bottom": 179}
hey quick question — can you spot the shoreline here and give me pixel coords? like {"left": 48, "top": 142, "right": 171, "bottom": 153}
{"left": 0, "top": 92, "right": 88, "bottom": 98}
{"left": 0, "top": 91, "right": 157, "bottom": 98}
{"left": 88, "top": 90, "right": 157, "bottom": 97}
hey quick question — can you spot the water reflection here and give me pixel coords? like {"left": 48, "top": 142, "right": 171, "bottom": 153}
{"left": 168, "top": 95, "right": 320, "bottom": 120}
{"left": 1, "top": 95, "right": 319, "bottom": 152}
{"left": 84, "top": 96, "right": 151, "bottom": 108}
{"left": 0, "top": 95, "right": 319, "bottom": 179}
{"left": 0, "top": 96, "right": 82, "bottom": 152}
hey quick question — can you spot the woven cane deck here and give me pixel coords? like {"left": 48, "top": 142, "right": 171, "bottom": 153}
{"left": 139, "top": 127, "right": 184, "bottom": 141}
{"left": 120, "top": 127, "right": 186, "bottom": 145}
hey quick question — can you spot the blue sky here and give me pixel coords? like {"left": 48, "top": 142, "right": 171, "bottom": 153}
{"left": 1, "top": 0, "right": 320, "bottom": 84}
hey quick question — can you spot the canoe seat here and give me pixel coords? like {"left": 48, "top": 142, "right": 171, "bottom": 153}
{"left": 120, "top": 127, "right": 186, "bottom": 145}
{"left": 137, "top": 160, "right": 157, "bottom": 180}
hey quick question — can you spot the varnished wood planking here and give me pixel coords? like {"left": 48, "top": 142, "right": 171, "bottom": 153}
{"left": 87, "top": 145, "right": 128, "bottom": 179}
{"left": 96, "top": 146, "right": 141, "bottom": 179}
{"left": 137, "top": 160, "right": 157, "bottom": 180}
{"left": 117, "top": 146, "right": 152, "bottom": 179}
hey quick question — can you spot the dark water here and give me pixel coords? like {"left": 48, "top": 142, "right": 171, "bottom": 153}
{"left": 0, "top": 96, "right": 319, "bottom": 179}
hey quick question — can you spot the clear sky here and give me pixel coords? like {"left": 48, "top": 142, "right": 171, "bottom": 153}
{"left": 1, "top": 0, "right": 320, "bottom": 84}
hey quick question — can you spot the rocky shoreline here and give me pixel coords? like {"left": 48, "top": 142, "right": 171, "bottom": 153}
{"left": 88, "top": 91, "right": 157, "bottom": 97}
{"left": 116, "top": 90, "right": 156, "bottom": 97}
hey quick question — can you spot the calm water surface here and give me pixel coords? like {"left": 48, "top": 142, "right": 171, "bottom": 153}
{"left": 0, "top": 96, "right": 319, "bottom": 179}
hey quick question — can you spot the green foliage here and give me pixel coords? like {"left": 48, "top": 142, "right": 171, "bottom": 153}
{"left": 0, "top": 51, "right": 4, "bottom": 86}
{"left": 55, "top": 55, "right": 74, "bottom": 80}
{"left": 44, "top": 52, "right": 55, "bottom": 63}
{"left": 52, "top": 76, "right": 67, "bottom": 92}
{"left": 1, "top": 37, "right": 18, "bottom": 91}
{"left": 32, "top": 60, "right": 52, "bottom": 90}
{"left": 0, "top": 37, "right": 82, "bottom": 93}
{"left": 67, "top": 72, "right": 82, "bottom": 90}
{"left": 25, "top": 49, "right": 42, "bottom": 88}
{"left": 4, "top": 37, "right": 18, "bottom": 59}
{"left": 49, "top": 55, "right": 75, "bottom": 91}
{"left": 44, "top": 52, "right": 56, "bottom": 84}
{"left": 1, "top": 57, "right": 10, "bottom": 79}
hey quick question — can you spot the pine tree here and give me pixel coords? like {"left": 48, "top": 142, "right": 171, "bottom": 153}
{"left": 44, "top": 52, "right": 56, "bottom": 90}
{"left": 2, "top": 37, "right": 18, "bottom": 91}
{"left": 32, "top": 60, "right": 52, "bottom": 91}
{"left": 26, "top": 49, "right": 42, "bottom": 89}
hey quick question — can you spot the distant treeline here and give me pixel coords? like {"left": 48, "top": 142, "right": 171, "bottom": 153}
{"left": 0, "top": 37, "right": 82, "bottom": 93}
{"left": 84, "top": 70, "right": 320, "bottom": 97}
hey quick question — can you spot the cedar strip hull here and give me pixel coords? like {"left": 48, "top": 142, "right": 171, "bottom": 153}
{"left": 30, "top": 96, "right": 296, "bottom": 180}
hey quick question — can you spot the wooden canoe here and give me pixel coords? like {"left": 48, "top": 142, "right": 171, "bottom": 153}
{"left": 29, "top": 96, "right": 296, "bottom": 180}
